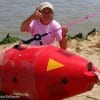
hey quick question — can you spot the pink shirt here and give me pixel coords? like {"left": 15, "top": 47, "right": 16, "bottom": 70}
{"left": 29, "top": 19, "right": 62, "bottom": 46}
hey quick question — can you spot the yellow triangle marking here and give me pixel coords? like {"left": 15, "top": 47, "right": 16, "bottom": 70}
{"left": 47, "top": 58, "right": 64, "bottom": 71}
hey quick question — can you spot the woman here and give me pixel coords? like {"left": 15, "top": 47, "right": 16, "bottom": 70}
{"left": 20, "top": 2, "right": 68, "bottom": 49}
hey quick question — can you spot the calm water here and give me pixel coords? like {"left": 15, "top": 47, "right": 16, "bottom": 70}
{"left": 0, "top": 0, "right": 100, "bottom": 38}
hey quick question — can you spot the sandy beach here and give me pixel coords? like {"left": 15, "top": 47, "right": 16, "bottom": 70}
{"left": 0, "top": 31, "right": 100, "bottom": 100}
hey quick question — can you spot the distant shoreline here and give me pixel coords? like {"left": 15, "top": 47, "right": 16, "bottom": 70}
{"left": 0, "top": 28, "right": 99, "bottom": 40}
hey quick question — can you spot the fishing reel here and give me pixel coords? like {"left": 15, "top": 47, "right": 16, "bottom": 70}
{"left": 13, "top": 33, "right": 48, "bottom": 49}
{"left": 22, "top": 33, "right": 48, "bottom": 45}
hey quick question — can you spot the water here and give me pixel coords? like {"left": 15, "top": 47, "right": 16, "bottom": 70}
{"left": 0, "top": 0, "right": 100, "bottom": 39}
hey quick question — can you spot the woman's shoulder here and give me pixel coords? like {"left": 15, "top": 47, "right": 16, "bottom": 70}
{"left": 30, "top": 19, "right": 40, "bottom": 27}
{"left": 52, "top": 19, "right": 60, "bottom": 24}
{"left": 31, "top": 19, "right": 40, "bottom": 24}
{"left": 51, "top": 19, "right": 61, "bottom": 27}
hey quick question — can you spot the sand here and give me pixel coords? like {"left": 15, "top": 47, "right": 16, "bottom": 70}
{"left": 0, "top": 32, "right": 100, "bottom": 100}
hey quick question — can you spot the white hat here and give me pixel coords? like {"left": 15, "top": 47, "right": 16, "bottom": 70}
{"left": 39, "top": 2, "right": 53, "bottom": 11}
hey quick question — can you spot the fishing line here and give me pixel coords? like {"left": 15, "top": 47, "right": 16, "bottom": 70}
{"left": 66, "top": 11, "right": 100, "bottom": 27}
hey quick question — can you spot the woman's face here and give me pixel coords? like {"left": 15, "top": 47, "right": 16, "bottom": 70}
{"left": 40, "top": 8, "right": 53, "bottom": 25}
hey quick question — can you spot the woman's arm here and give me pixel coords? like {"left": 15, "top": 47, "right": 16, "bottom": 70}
{"left": 20, "top": 7, "right": 41, "bottom": 32}
{"left": 59, "top": 25, "right": 68, "bottom": 49}
{"left": 20, "top": 14, "right": 34, "bottom": 32}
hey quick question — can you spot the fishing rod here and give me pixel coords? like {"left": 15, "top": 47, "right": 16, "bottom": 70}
{"left": 49, "top": 11, "right": 100, "bottom": 34}
{"left": 19, "top": 11, "right": 100, "bottom": 45}
{"left": 66, "top": 11, "right": 100, "bottom": 27}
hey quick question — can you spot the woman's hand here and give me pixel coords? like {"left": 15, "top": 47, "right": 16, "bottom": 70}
{"left": 33, "top": 7, "right": 42, "bottom": 20}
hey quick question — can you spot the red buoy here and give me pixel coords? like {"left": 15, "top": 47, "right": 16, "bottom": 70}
{"left": 0, "top": 45, "right": 99, "bottom": 100}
